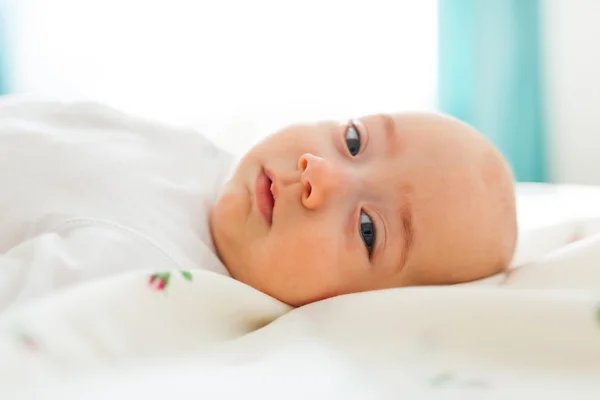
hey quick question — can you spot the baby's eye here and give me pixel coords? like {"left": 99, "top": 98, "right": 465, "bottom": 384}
{"left": 345, "top": 122, "right": 361, "bottom": 156}
{"left": 360, "top": 211, "right": 376, "bottom": 256}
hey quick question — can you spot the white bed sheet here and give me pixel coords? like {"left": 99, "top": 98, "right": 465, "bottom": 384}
{"left": 2, "top": 183, "right": 600, "bottom": 399}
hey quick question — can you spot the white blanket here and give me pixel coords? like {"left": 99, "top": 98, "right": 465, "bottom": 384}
{"left": 2, "top": 184, "right": 600, "bottom": 399}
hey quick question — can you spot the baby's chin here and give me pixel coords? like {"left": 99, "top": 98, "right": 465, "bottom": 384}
{"left": 225, "top": 261, "right": 333, "bottom": 307}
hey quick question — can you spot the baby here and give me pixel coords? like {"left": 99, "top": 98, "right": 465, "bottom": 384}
{"left": 0, "top": 100, "right": 516, "bottom": 308}
{"left": 211, "top": 112, "right": 517, "bottom": 306}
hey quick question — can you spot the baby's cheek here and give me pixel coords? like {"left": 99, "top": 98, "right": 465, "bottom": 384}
{"left": 293, "top": 226, "right": 335, "bottom": 254}
{"left": 289, "top": 230, "right": 344, "bottom": 276}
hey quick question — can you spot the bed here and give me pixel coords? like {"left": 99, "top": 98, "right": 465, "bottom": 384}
{"left": 0, "top": 183, "right": 599, "bottom": 399}
{"left": 1, "top": 99, "right": 600, "bottom": 399}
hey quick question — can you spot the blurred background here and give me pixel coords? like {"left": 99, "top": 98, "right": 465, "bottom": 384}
{"left": 0, "top": 0, "right": 598, "bottom": 184}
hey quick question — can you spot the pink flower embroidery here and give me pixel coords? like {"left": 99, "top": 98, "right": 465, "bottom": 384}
{"left": 10, "top": 327, "right": 41, "bottom": 352}
{"left": 148, "top": 273, "right": 170, "bottom": 291}
{"left": 20, "top": 333, "right": 39, "bottom": 351}
{"left": 147, "top": 271, "right": 192, "bottom": 291}
{"left": 568, "top": 232, "right": 583, "bottom": 244}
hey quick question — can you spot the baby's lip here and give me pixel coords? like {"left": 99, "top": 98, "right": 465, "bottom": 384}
{"left": 264, "top": 168, "right": 278, "bottom": 201}
{"left": 255, "top": 168, "right": 275, "bottom": 225}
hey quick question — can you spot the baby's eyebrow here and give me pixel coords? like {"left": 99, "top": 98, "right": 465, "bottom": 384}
{"left": 396, "top": 190, "right": 413, "bottom": 273}
{"left": 379, "top": 114, "right": 400, "bottom": 158}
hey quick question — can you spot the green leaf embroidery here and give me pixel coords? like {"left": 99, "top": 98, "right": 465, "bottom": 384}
{"left": 596, "top": 304, "right": 600, "bottom": 326}
{"left": 429, "top": 371, "right": 454, "bottom": 388}
{"left": 180, "top": 271, "right": 193, "bottom": 281}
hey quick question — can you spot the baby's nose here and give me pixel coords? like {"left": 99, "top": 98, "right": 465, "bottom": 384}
{"left": 297, "top": 153, "right": 351, "bottom": 209}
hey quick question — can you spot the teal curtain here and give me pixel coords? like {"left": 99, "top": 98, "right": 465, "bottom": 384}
{"left": 0, "top": 8, "right": 6, "bottom": 95}
{"left": 438, "top": 0, "right": 547, "bottom": 182}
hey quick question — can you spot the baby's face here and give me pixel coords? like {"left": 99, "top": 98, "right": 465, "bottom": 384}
{"left": 210, "top": 112, "right": 516, "bottom": 306}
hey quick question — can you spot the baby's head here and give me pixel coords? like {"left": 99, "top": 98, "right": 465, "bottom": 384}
{"left": 210, "top": 112, "right": 517, "bottom": 306}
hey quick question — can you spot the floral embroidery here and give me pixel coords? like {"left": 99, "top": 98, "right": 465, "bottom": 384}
{"left": 180, "top": 271, "right": 193, "bottom": 282}
{"left": 568, "top": 232, "right": 583, "bottom": 244}
{"left": 148, "top": 271, "right": 193, "bottom": 291}
{"left": 19, "top": 332, "right": 40, "bottom": 351}
{"left": 148, "top": 273, "right": 170, "bottom": 291}
{"left": 9, "top": 326, "right": 41, "bottom": 352}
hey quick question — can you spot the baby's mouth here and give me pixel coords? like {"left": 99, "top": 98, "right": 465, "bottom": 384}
{"left": 255, "top": 168, "right": 275, "bottom": 225}
{"left": 265, "top": 169, "right": 278, "bottom": 202}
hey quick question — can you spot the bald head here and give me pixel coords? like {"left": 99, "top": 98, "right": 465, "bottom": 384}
{"left": 386, "top": 113, "right": 518, "bottom": 286}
